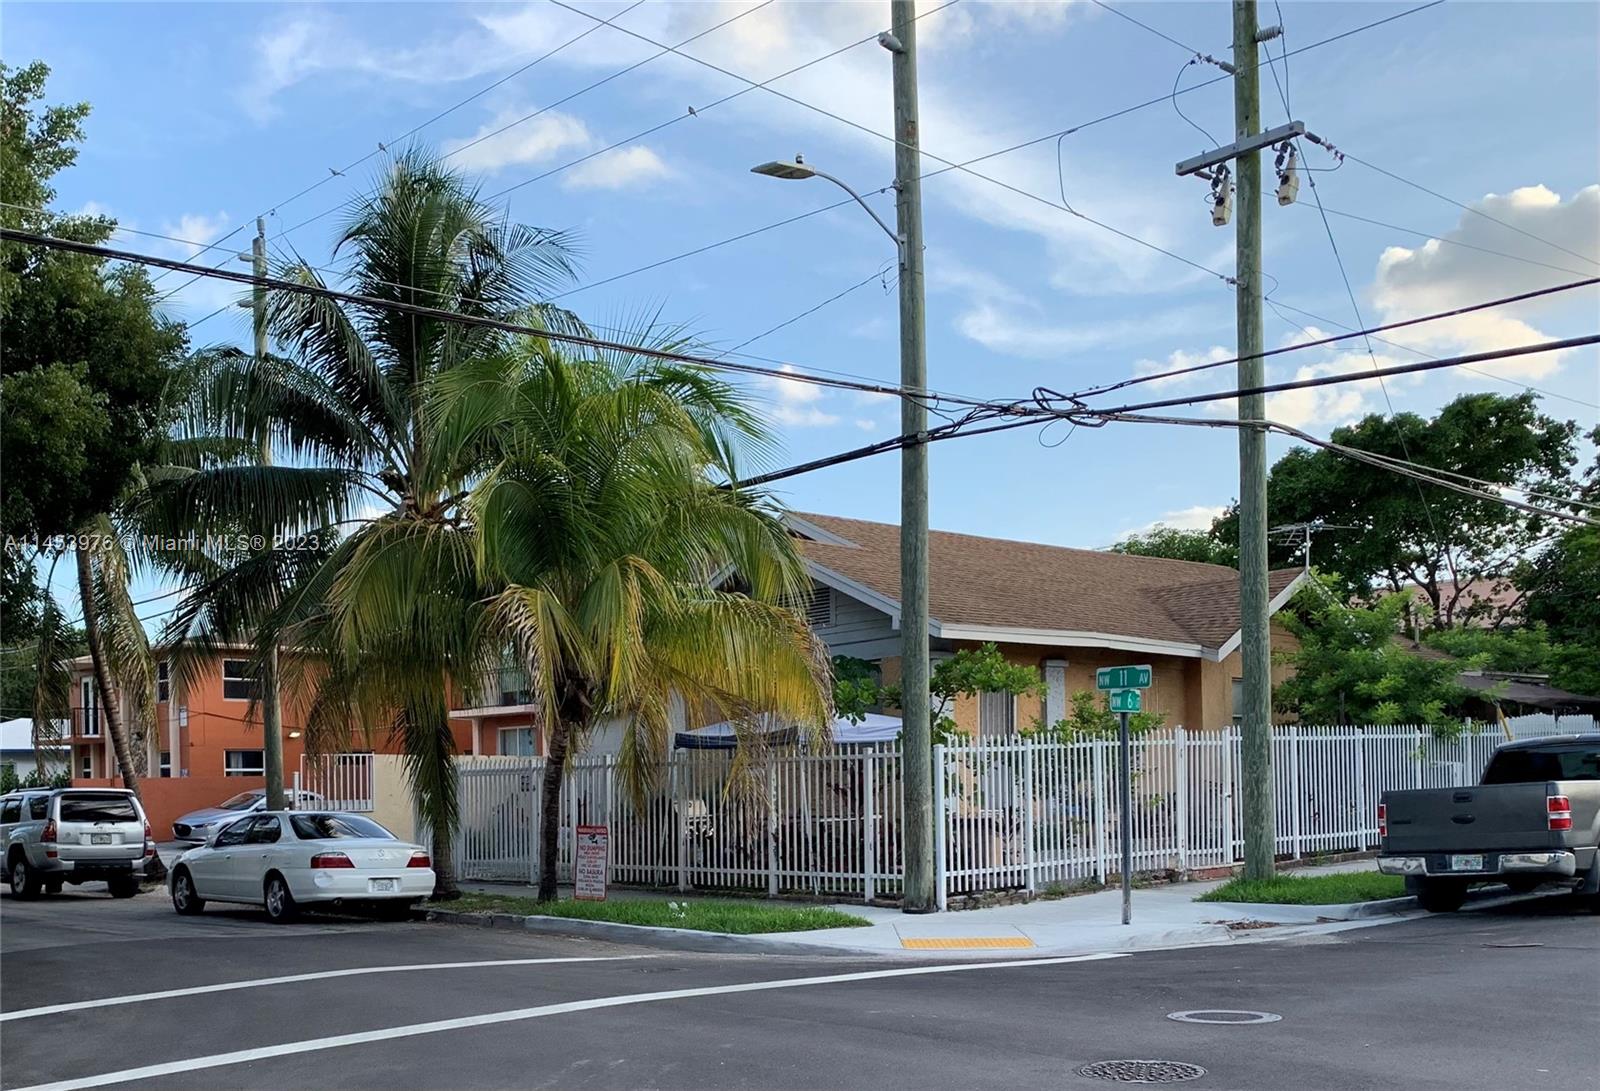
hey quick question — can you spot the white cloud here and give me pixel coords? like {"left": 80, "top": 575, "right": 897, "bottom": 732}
{"left": 1370, "top": 184, "right": 1600, "bottom": 381}
{"left": 1116, "top": 504, "right": 1228, "bottom": 540}
{"left": 854, "top": 418, "right": 879, "bottom": 432}
{"left": 764, "top": 364, "right": 840, "bottom": 427}
{"left": 1129, "top": 346, "right": 1232, "bottom": 389}
{"left": 562, "top": 146, "right": 672, "bottom": 191}
{"left": 163, "top": 212, "right": 231, "bottom": 259}
{"left": 442, "top": 111, "right": 591, "bottom": 174}
{"left": 76, "top": 200, "right": 114, "bottom": 218}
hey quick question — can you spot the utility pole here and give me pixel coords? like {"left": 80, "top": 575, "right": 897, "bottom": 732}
{"left": 888, "top": 0, "right": 935, "bottom": 913}
{"left": 250, "top": 217, "right": 286, "bottom": 811}
{"left": 1231, "top": 0, "right": 1274, "bottom": 881}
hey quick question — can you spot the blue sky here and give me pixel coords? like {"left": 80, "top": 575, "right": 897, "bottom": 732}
{"left": 10, "top": 0, "right": 1599, "bottom": 619}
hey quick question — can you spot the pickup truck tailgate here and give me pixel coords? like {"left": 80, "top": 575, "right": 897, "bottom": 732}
{"left": 1382, "top": 783, "right": 1564, "bottom": 853}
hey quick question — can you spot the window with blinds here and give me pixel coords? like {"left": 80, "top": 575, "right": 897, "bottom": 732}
{"left": 978, "top": 691, "right": 1016, "bottom": 736}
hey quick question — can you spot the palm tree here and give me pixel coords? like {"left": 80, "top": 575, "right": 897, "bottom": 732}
{"left": 431, "top": 340, "right": 834, "bottom": 900}
{"left": 152, "top": 150, "right": 579, "bottom": 898}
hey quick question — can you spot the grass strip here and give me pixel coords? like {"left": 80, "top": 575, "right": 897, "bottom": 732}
{"left": 446, "top": 893, "right": 871, "bottom": 934}
{"left": 1195, "top": 872, "right": 1407, "bottom": 905}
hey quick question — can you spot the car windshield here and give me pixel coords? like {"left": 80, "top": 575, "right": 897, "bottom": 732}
{"left": 1482, "top": 744, "right": 1600, "bottom": 784}
{"left": 289, "top": 814, "right": 395, "bottom": 840}
{"left": 218, "top": 791, "right": 263, "bottom": 810}
{"left": 58, "top": 795, "right": 138, "bottom": 822}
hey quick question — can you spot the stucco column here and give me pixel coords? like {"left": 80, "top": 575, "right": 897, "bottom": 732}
{"left": 470, "top": 717, "right": 481, "bottom": 757}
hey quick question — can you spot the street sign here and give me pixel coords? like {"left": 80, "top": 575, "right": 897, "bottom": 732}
{"left": 1108, "top": 689, "right": 1142, "bottom": 714}
{"left": 574, "top": 825, "right": 609, "bottom": 901}
{"left": 1096, "top": 664, "right": 1153, "bottom": 690}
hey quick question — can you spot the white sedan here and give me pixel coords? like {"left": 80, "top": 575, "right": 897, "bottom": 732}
{"left": 168, "top": 811, "right": 434, "bottom": 922}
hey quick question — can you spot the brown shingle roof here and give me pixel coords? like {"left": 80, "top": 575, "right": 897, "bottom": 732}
{"left": 792, "top": 512, "right": 1302, "bottom": 653}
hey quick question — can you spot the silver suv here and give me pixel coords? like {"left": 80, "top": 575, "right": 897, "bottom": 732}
{"left": 2, "top": 788, "right": 154, "bottom": 898}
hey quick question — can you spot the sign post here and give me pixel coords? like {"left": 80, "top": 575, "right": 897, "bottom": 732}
{"left": 574, "top": 824, "right": 609, "bottom": 902}
{"left": 1095, "top": 666, "right": 1152, "bottom": 926}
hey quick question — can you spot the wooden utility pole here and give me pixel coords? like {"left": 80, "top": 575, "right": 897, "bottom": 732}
{"left": 251, "top": 217, "right": 287, "bottom": 811}
{"left": 889, "top": 0, "right": 935, "bottom": 912}
{"left": 1231, "top": 0, "right": 1276, "bottom": 880}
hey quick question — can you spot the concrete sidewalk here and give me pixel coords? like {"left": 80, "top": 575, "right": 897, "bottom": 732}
{"left": 762, "top": 859, "right": 1429, "bottom": 957}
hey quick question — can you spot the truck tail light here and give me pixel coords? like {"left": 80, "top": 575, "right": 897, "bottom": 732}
{"left": 309, "top": 852, "right": 354, "bottom": 869}
{"left": 406, "top": 851, "right": 431, "bottom": 869}
{"left": 1547, "top": 795, "right": 1572, "bottom": 831}
{"left": 143, "top": 819, "right": 153, "bottom": 841}
{"left": 41, "top": 819, "right": 57, "bottom": 844}
{"left": 1377, "top": 803, "right": 1387, "bottom": 838}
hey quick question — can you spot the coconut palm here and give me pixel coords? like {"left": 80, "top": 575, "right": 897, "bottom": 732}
{"left": 150, "top": 150, "right": 580, "bottom": 898}
{"left": 431, "top": 339, "right": 834, "bottom": 901}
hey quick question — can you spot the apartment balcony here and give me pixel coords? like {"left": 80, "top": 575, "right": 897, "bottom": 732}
{"left": 449, "top": 668, "right": 537, "bottom": 719}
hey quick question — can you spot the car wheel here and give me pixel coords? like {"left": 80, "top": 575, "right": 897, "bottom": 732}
{"left": 9, "top": 857, "right": 41, "bottom": 899}
{"left": 171, "top": 870, "right": 206, "bottom": 915}
{"left": 1416, "top": 879, "right": 1468, "bottom": 913}
{"left": 263, "top": 874, "right": 298, "bottom": 923}
{"left": 107, "top": 875, "right": 141, "bottom": 898}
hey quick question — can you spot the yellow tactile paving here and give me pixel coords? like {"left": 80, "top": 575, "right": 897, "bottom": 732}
{"left": 899, "top": 936, "right": 1035, "bottom": 949}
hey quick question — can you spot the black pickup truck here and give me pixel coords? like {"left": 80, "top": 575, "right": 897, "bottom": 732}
{"left": 1378, "top": 734, "right": 1600, "bottom": 912}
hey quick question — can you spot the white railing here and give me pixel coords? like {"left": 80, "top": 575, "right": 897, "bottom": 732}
{"left": 443, "top": 723, "right": 1522, "bottom": 901}
{"left": 297, "top": 752, "right": 375, "bottom": 812}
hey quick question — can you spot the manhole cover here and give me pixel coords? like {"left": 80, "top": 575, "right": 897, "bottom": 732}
{"left": 1167, "top": 1009, "right": 1282, "bottom": 1025}
{"left": 1076, "top": 1060, "right": 1207, "bottom": 1083}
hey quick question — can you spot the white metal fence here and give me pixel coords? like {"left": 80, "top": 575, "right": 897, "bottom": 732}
{"left": 440, "top": 723, "right": 1538, "bottom": 903}
{"left": 296, "top": 752, "right": 375, "bottom": 812}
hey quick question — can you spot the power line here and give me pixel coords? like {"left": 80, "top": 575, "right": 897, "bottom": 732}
{"left": 1050, "top": 332, "right": 1600, "bottom": 417}
{"left": 1069, "top": 275, "right": 1600, "bottom": 399}
{"left": 1342, "top": 152, "right": 1600, "bottom": 269}
{"left": 739, "top": 413, "right": 1046, "bottom": 489}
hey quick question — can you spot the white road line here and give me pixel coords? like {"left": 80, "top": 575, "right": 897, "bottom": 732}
{"left": 15, "top": 953, "right": 1125, "bottom": 1091}
{"left": 0, "top": 956, "right": 651, "bottom": 1023}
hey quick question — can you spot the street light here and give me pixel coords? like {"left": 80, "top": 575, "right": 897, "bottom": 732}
{"left": 751, "top": 144, "right": 934, "bottom": 913}
{"left": 750, "top": 155, "right": 903, "bottom": 258}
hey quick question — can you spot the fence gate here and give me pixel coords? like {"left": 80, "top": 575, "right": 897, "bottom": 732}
{"left": 296, "top": 752, "right": 375, "bottom": 812}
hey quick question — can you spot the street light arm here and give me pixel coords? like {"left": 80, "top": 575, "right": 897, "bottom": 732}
{"left": 809, "top": 169, "right": 902, "bottom": 250}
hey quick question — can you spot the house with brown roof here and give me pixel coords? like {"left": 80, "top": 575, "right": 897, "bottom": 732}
{"left": 787, "top": 512, "right": 1307, "bottom": 734}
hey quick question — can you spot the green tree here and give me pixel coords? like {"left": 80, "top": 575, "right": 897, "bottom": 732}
{"left": 1273, "top": 579, "right": 1474, "bottom": 731}
{"left": 433, "top": 342, "right": 832, "bottom": 901}
{"left": 852, "top": 643, "right": 1043, "bottom": 743}
{"left": 1214, "top": 393, "right": 1581, "bottom": 627}
{"left": 1110, "top": 524, "right": 1237, "bottom": 567}
{"left": 1028, "top": 689, "right": 1167, "bottom": 740}
{"left": 155, "top": 151, "right": 582, "bottom": 898}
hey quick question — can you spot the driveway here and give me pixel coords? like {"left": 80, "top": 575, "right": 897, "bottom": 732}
{"left": 2, "top": 886, "right": 1595, "bottom": 1090}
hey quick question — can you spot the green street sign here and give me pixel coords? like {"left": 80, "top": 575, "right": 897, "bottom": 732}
{"left": 1108, "top": 689, "right": 1142, "bottom": 714}
{"left": 1096, "top": 664, "right": 1153, "bottom": 691}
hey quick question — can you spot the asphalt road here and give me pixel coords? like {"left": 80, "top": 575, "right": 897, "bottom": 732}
{"left": 2, "top": 882, "right": 1596, "bottom": 1091}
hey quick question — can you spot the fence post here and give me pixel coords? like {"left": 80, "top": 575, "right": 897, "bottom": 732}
{"left": 674, "top": 755, "right": 689, "bottom": 893}
{"left": 1354, "top": 726, "right": 1368, "bottom": 849}
{"left": 1290, "top": 723, "right": 1303, "bottom": 860}
{"left": 1220, "top": 726, "right": 1235, "bottom": 864}
{"left": 933, "top": 742, "right": 948, "bottom": 912}
{"left": 863, "top": 752, "right": 877, "bottom": 904}
{"left": 1092, "top": 738, "right": 1108, "bottom": 884}
{"left": 766, "top": 760, "right": 779, "bottom": 898}
{"left": 1174, "top": 726, "right": 1189, "bottom": 875}
{"left": 565, "top": 759, "right": 579, "bottom": 885}
{"left": 1413, "top": 727, "right": 1425, "bottom": 790}
{"left": 528, "top": 759, "right": 539, "bottom": 889}
{"left": 1022, "top": 742, "right": 1036, "bottom": 896}
{"left": 292, "top": 768, "right": 301, "bottom": 798}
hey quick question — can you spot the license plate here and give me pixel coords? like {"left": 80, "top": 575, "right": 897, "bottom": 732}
{"left": 1449, "top": 854, "right": 1484, "bottom": 871}
{"left": 369, "top": 878, "right": 399, "bottom": 893}
{"left": 90, "top": 834, "right": 112, "bottom": 845}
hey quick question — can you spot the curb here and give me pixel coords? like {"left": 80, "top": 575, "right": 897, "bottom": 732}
{"left": 424, "top": 909, "right": 885, "bottom": 958}
{"left": 1207, "top": 882, "right": 1515, "bottom": 923}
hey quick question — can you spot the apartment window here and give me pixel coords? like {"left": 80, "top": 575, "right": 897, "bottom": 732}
{"left": 222, "top": 659, "right": 257, "bottom": 701}
{"left": 159, "top": 751, "right": 172, "bottom": 778}
{"left": 1231, "top": 678, "right": 1245, "bottom": 726}
{"left": 80, "top": 677, "right": 101, "bottom": 736}
{"left": 978, "top": 691, "right": 1016, "bottom": 737}
{"left": 156, "top": 661, "right": 170, "bottom": 703}
{"left": 224, "top": 749, "right": 265, "bottom": 777}
{"left": 79, "top": 752, "right": 93, "bottom": 779}
{"left": 499, "top": 728, "right": 538, "bottom": 757}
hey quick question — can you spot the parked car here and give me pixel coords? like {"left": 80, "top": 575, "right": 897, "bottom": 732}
{"left": 171, "top": 788, "right": 326, "bottom": 843}
{"left": 168, "top": 811, "right": 433, "bottom": 922}
{"left": 3, "top": 788, "right": 154, "bottom": 898}
{"left": 1379, "top": 734, "right": 1600, "bottom": 912}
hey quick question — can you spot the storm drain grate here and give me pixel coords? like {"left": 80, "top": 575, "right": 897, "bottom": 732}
{"left": 1076, "top": 1060, "right": 1207, "bottom": 1083}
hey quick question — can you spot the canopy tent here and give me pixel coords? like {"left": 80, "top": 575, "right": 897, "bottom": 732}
{"left": 673, "top": 712, "right": 902, "bottom": 750}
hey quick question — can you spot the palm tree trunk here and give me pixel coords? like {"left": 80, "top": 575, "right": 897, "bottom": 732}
{"left": 536, "top": 717, "right": 571, "bottom": 901}
{"left": 429, "top": 808, "right": 460, "bottom": 899}
{"left": 76, "top": 547, "right": 166, "bottom": 881}
{"left": 261, "top": 646, "right": 286, "bottom": 809}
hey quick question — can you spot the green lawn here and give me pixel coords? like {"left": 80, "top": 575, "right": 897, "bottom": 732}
{"left": 1195, "top": 872, "right": 1407, "bottom": 905}
{"left": 445, "top": 893, "right": 871, "bottom": 934}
